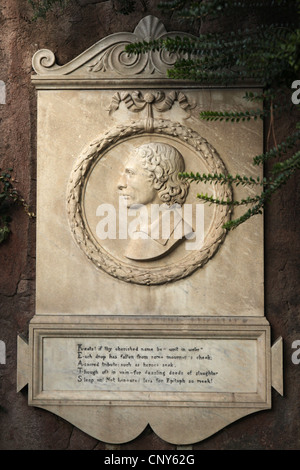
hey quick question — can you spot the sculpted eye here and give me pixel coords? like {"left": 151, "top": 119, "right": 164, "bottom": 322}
{"left": 125, "top": 168, "right": 135, "bottom": 175}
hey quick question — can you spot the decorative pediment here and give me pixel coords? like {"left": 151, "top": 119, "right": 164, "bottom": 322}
{"left": 32, "top": 16, "right": 194, "bottom": 84}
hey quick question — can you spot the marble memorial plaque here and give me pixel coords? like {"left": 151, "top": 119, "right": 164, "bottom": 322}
{"left": 17, "top": 16, "right": 283, "bottom": 445}
{"left": 43, "top": 337, "right": 256, "bottom": 393}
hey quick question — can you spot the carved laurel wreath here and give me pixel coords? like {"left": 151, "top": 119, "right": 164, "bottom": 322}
{"left": 66, "top": 119, "right": 232, "bottom": 285}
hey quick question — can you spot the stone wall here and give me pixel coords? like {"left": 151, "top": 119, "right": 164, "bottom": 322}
{"left": 0, "top": 0, "right": 299, "bottom": 450}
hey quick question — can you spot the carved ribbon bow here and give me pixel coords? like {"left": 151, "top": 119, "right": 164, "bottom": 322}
{"left": 108, "top": 91, "right": 195, "bottom": 132}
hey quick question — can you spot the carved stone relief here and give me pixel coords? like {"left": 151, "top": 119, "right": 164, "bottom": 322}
{"left": 16, "top": 16, "right": 283, "bottom": 446}
{"left": 67, "top": 91, "right": 231, "bottom": 284}
{"left": 32, "top": 16, "right": 193, "bottom": 80}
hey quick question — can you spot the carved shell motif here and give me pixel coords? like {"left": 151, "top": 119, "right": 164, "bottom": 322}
{"left": 32, "top": 16, "right": 194, "bottom": 78}
{"left": 87, "top": 16, "right": 188, "bottom": 76}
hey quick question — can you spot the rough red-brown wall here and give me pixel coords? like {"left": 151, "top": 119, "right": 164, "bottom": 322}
{"left": 0, "top": 0, "right": 299, "bottom": 450}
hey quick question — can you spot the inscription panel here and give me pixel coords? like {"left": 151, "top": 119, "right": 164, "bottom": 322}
{"left": 33, "top": 332, "right": 265, "bottom": 403}
{"left": 30, "top": 319, "right": 270, "bottom": 413}
{"left": 43, "top": 337, "right": 256, "bottom": 393}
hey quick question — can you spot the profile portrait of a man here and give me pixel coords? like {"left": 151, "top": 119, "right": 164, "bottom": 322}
{"left": 117, "top": 142, "right": 194, "bottom": 261}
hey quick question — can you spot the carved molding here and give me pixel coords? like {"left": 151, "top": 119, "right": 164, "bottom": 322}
{"left": 32, "top": 16, "right": 194, "bottom": 79}
{"left": 108, "top": 90, "right": 195, "bottom": 132}
{"left": 21, "top": 315, "right": 274, "bottom": 445}
{"left": 108, "top": 90, "right": 195, "bottom": 114}
{"left": 66, "top": 118, "right": 232, "bottom": 285}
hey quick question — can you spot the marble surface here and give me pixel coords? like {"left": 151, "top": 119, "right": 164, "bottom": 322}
{"left": 35, "top": 87, "right": 264, "bottom": 316}
{"left": 42, "top": 337, "right": 257, "bottom": 393}
{"left": 16, "top": 15, "right": 280, "bottom": 446}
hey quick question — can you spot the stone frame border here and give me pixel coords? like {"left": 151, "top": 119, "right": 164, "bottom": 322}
{"left": 29, "top": 320, "right": 270, "bottom": 407}
{"left": 66, "top": 118, "right": 232, "bottom": 285}
{"left": 18, "top": 314, "right": 284, "bottom": 445}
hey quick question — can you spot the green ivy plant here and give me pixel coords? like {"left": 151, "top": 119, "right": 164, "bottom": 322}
{"left": 0, "top": 169, "right": 35, "bottom": 244}
{"left": 125, "top": 0, "right": 300, "bottom": 229}
{"left": 27, "top": 0, "right": 300, "bottom": 229}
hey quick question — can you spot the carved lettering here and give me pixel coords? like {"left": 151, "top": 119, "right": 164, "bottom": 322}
{"left": 74, "top": 340, "right": 219, "bottom": 391}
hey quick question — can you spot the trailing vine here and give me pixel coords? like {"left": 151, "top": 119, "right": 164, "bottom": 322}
{"left": 125, "top": 0, "right": 300, "bottom": 229}
{"left": 26, "top": 0, "right": 300, "bottom": 229}
{"left": 0, "top": 169, "right": 35, "bottom": 244}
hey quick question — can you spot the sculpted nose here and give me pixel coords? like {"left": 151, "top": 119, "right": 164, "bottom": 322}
{"left": 118, "top": 174, "right": 127, "bottom": 190}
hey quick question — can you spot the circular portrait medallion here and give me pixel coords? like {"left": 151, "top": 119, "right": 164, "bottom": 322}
{"left": 67, "top": 119, "right": 232, "bottom": 285}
